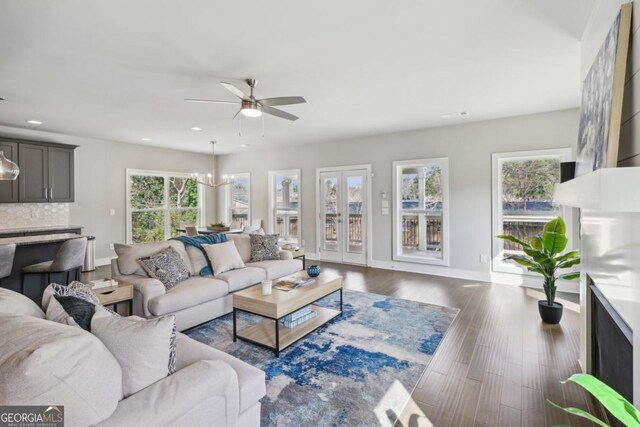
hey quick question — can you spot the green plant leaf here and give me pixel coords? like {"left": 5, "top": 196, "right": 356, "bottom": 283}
{"left": 559, "top": 272, "right": 581, "bottom": 281}
{"left": 542, "top": 231, "right": 568, "bottom": 255}
{"left": 544, "top": 216, "right": 567, "bottom": 236}
{"left": 531, "top": 235, "right": 543, "bottom": 250}
{"left": 556, "top": 250, "right": 580, "bottom": 262}
{"left": 562, "top": 374, "right": 640, "bottom": 427}
{"left": 547, "top": 400, "right": 609, "bottom": 427}
{"left": 523, "top": 247, "right": 549, "bottom": 262}
{"left": 558, "top": 258, "right": 581, "bottom": 269}
{"left": 506, "top": 255, "right": 539, "bottom": 269}
{"left": 497, "top": 235, "right": 530, "bottom": 249}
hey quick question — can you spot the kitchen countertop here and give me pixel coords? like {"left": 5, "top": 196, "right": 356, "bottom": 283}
{"left": 0, "top": 225, "right": 83, "bottom": 235}
{"left": 0, "top": 233, "right": 87, "bottom": 247}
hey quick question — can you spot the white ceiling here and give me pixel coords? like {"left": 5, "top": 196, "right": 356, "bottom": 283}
{"left": 0, "top": 0, "right": 594, "bottom": 154}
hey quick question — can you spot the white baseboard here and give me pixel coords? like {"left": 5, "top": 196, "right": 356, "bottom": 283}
{"left": 96, "top": 256, "right": 116, "bottom": 267}
{"left": 306, "top": 254, "right": 579, "bottom": 294}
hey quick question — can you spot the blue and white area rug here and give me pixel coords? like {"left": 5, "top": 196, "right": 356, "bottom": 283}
{"left": 186, "top": 290, "right": 458, "bottom": 427}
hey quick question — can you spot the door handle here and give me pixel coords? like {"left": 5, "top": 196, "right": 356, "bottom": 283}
{"left": 50, "top": 187, "right": 54, "bottom": 199}
{"left": 44, "top": 188, "right": 48, "bottom": 199}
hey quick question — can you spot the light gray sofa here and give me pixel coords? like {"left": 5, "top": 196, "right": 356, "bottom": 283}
{"left": 112, "top": 234, "right": 302, "bottom": 331}
{"left": 0, "top": 287, "right": 266, "bottom": 427}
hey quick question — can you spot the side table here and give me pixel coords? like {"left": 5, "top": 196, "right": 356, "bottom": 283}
{"left": 95, "top": 283, "right": 134, "bottom": 315}
{"left": 282, "top": 247, "right": 305, "bottom": 269}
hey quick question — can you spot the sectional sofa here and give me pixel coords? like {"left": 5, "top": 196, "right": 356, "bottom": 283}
{"left": 112, "top": 234, "right": 303, "bottom": 331}
{"left": 0, "top": 287, "right": 266, "bottom": 427}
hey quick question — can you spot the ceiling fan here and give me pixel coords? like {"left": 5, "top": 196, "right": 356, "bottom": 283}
{"left": 185, "top": 79, "right": 306, "bottom": 121}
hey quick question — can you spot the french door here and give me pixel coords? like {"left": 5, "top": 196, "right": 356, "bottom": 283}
{"left": 318, "top": 167, "right": 368, "bottom": 264}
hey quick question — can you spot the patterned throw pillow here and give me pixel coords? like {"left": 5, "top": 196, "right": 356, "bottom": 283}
{"left": 249, "top": 234, "right": 280, "bottom": 262}
{"left": 139, "top": 246, "right": 190, "bottom": 290}
{"left": 43, "top": 282, "right": 101, "bottom": 309}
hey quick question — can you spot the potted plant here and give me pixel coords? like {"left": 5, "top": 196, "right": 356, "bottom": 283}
{"left": 497, "top": 216, "right": 580, "bottom": 324}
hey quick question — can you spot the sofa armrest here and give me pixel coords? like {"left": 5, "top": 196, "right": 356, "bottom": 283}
{"left": 112, "top": 274, "right": 165, "bottom": 317}
{"left": 97, "top": 360, "right": 240, "bottom": 427}
{"left": 279, "top": 250, "right": 293, "bottom": 261}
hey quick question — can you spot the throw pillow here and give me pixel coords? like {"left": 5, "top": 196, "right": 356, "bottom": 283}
{"left": 42, "top": 281, "right": 100, "bottom": 312}
{"left": 138, "top": 246, "right": 190, "bottom": 290}
{"left": 45, "top": 296, "right": 80, "bottom": 327}
{"left": 54, "top": 295, "right": 96, "bottom": 331}
{"left": 249, "top": 234, "right": 280, "bottom": 262}
{"left": 202, "top": 241, "right": 246, "bottom": 275}
{"left": 0, "top": 288, "right": 45, "bottom": 319}
{"left": 91, "top": 314, "right": 177, "bottom": 397}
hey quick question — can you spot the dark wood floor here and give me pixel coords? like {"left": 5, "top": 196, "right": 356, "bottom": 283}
{"left": 85, "top": 262, "right": 599, "bottom": 427}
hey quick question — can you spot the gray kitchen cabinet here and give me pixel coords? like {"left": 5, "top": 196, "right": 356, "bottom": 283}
{"left": 18, "top": 143, "right": 49, "bottom": 203}
{"left": 0, "top": 141, "right": 19, "bottom": 203}
{"left": 48, "top": 146, "right": 74, "bottom": 202}
{"left": 0, "top": 139, "right": 78, "bottom": 204}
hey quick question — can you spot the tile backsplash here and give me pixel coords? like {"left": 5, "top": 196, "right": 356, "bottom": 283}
{"left": 0, "top": 203, "right": 70, "bottom": 229}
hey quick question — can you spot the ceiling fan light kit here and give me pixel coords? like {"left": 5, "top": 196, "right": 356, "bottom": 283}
{"left": 185, "top": 78, "right": 306, "bottom": 135}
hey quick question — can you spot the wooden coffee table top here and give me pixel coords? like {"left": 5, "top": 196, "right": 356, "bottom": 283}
{"left": 233, "top": 273, "right": 343, "bottom": 319}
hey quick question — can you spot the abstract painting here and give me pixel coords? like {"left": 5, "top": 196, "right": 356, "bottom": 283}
{"left": 576, "top": 4, "right": 632, "bottom": 177}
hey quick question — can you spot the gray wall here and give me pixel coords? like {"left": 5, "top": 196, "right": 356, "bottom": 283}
{"left": 0, "top": 125, "right": 215, "bottom": 261}
{"left": 216, "top": 108, "right": 579, "bottom": 281}
{"left": 582, "top": 0, "right": 640, "bottom": 166}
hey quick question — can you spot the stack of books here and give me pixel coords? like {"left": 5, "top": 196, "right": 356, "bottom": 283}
{"left": 281, "top": 305, "right": 317, "bottom": 328}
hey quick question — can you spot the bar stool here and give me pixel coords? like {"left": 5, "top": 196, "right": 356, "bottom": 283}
{"left": 0, "top": 243, "right": 16, "bottom": 284}
{"left": 21, "top": 237, "right": 88, "bottom": 294}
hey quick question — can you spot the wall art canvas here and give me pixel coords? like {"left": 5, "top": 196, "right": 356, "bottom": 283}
{"left": 576, "top": 4, "right": 632, "bottom": 177}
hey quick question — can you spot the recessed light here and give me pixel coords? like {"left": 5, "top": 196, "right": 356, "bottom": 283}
{"left": 26, "top": 119, "right": 42, "bottom": 125}
{"left": 141, "top": 137, "right": 151, "bottom": 141}
{"left": 240, "top": 144, "right": 250, "bottom": 148}
{"left": 441, "top": 111, "right": 469, "bottom": 119}
{"left": 191, "top": 126, "right": 203, "bottom": 131}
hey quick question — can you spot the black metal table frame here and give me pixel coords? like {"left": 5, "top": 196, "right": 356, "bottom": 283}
{"left": 233, "top": 288, "right": 343, "bottom": 357}
{"left": 102, "top": 298, "right": 134, "bottom": 316}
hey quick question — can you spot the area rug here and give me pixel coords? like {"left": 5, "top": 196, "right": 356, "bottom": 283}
{"left": 185, "top": 290, "right": 458, "bottom": 427}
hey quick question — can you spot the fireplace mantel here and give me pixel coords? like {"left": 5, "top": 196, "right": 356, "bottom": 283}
{"left": 554, "top": 167, "right": 640, "bottom": 211}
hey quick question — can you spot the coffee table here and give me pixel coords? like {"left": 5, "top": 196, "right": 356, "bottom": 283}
{"left": 232, "top": 273, "right": 343, "bottom": 357}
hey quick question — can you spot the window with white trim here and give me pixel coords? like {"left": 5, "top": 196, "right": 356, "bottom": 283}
{"left": 225, "top": 173, "right": 251, "bottom": 228}
{"left": 268, "top": 169, "right": 301, "bottom": 245}
{"left": 393, "top": 158, "right": 450, "bottom": 265}
{"left": 126, "top": 169, "right": 202, "bottom": 243}
{"left": 491, "top": 148, "right": 572, "bottom": 274}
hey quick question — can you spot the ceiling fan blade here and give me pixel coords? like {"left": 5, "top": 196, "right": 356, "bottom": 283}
{"left": 220, "top": 82, "right": 251, "bottom": 101}
{"left": 262, "top": 105, "right": 299, "bottom": 121}
{"left": 258, "top": 96, "right": 306, "bottom": 107}
{"left": 184, "top": 98, "right": 239, "bottom": 105}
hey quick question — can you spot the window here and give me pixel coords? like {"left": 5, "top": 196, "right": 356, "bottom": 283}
{"left": 225, "top": 173, "right": 250, "bottom": 228}
{"left": 393, "top": 158, "right": 450, "bottom": 265}
{"left": 268, "top": 169, "right": 301, "bottom": 245}
{"left": 126, "top": 169, "right": 202, "bottom": 243}
{"left": 492, "top": 149, "right": 572, "bottom": 274}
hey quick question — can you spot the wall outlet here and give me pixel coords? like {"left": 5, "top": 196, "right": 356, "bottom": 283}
{"left": 109, "top": 209, "right": 116, "bottom": 216}
{"left": 109, "top": 243, "right": 115, "bottom": 250}
{"left": 480, "top": 254, "right": 488, "bottom": 264}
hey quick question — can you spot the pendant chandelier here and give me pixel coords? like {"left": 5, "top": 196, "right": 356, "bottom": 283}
{"left": 190, "top": 141, "right": 233, "bottom": 188}
{"left": 0, "top": 151, "right": 19, "bottom": 180}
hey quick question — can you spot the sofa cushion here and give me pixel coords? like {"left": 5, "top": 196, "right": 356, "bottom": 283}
{"left": 115, "top": 240, "right": 194, "bottom": 276}
{"left": 175, "top": 332, "right": 266, "bottom": 414}
{"left": 203, "top": 241, "right": 246, "bottom": 275}
{"left": 227, "top": 234, "right": 251, "bottom": 263}
{"left": 0, "top": 313, "right": 122, "bottom": 426}
{"left": 148, "top": 277, "right": 229, "bottom": 316}
{"left": 185, "top": 245, "right": 209, "bottom": 276}
{"left": 0, "top": 287, "right": 45, "bottom": 318}
{"left": 247, "top": 259, "right": 303, "bottom": 280}
{"left": 92, "top": 314, "right": 177, "bottom": 397}
{"left": 215, "top": 267, "right": 266, "bottom": 292}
